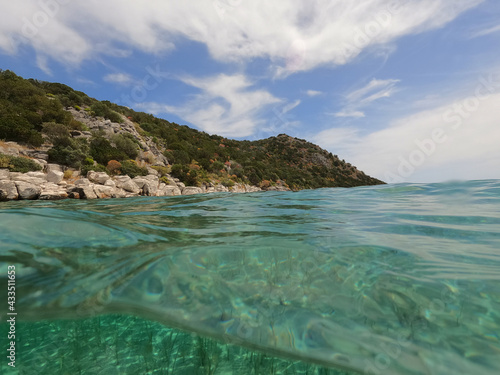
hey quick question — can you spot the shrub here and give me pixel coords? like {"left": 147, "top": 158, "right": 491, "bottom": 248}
{"left": 48, "top": 138, "right": 89, "bottom": 168}
{"left": 111, "top": 134, "right": 139, "bottom": 159}
{"left": 81, "top": 163, "right": 107, "bottom": 177}
{"left": 0, "top": 154, "right": 11, "bottom": 168}
{"left": 0, "top": 154, "right": 42, "bottom": 173}
{"left": 159, "top": 176, "right": 170, "bottom": 185}
{"left": 120, "top": 160, "right": 148, "bottom": 178}
{"left": 63, "top": 169, "right": 73, "bottom": 180}
{"left": 90, "top": 102, "right": 123, "bottom": 123}
{"left": 42, "top": 122, "right": 69, "bottom": 142}
{"left": 151, "top": 165, "right": 170, "bottom": 176}
{"left": 221, "top": 179, "right": 235, "bottom": 188}
{"left": 259, "top": 180, "right": 271, "bottom": 188}
{"left": 106, "top": 160, "right": 122, "bottom": 175}
{"left": 90, "top": 136, "right": 127, "bottom": 165}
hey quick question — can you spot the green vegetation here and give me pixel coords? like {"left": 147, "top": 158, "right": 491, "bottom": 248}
{"left": 0, "top": 153, "right": 42, "bottom": 173}
{"left": 120, "top": 160, "right": 148, "bottom": 178}
{"left": 0, "top": 69, "right": 385, "bottom": 188}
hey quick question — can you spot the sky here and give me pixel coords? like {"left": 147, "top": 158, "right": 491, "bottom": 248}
{"left": 0, "top": 0, "right": 499, "bottom": 183}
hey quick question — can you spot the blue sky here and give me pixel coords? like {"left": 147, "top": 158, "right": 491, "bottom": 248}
{"left": 1, "top": 0, "right": 499, "bottom": 183}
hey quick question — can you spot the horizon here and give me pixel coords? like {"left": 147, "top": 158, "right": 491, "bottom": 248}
{"left": 0, "top": 0, "right": 499, "bottom": 184}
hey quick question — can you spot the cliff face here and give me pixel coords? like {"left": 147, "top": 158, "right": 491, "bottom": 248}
{"left": 0, "top": 70, "right": 385, "bottom": 191}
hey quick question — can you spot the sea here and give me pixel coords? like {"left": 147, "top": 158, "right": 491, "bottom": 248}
{"left": 0, "top": 180, "right": 499, "bottom": 375}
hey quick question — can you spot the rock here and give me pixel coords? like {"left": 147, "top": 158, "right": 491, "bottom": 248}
{"left": 214, "top": 185, "right": 229, "bottom": 192}
{"left": 33, "top": 159, "right": 47, "bottom": 168}
{"left": 104, "top": 180, "right": 116, "bottom": 188}
{"left": 45, "top": 164, "right": 63, "bottom": 173}
{"left": 0, "top": 181, "right": 18, "bottom": 200}
{"left": 39, "top": 183, "right": 68, "bottom": 200}
{"left": 15, "top": 181, "right": 41, "bottom": 200}
{"left": 68, "top": 191, "right": 80, "bottom": 199}
{"left": 70, "top": 185, "right": 97, "bottom": 200}
{"left": 246, "top": 185, "right": 262, "bottom": 193}
{"left": 26, "top": 171, "right": 47, "bottom": 180}
{"left": 47, "top": 171, "right": 64, "bottom": 184}
{"left": 158, "top": 184, "right": 182, "bottom": 196}
{"left": 176, "top": 182, "right": 186, "bottom": 189}
{"left": 110, "top": 188, "right": 128, "bottom": 198}
{"left": 133, "top": 176, "right": 159, "bottom": 196}
{"left": 146, "top": 167, "right": 159, "bottom": 176}
{"left": 114, "top": 176, "right": 140, "bottom": 194}
{"left": 0, "top": 169, "right": 10, "bottom": 180}
{"left": 182, "top": 186, "right": 203, "bottom": 195}
{"left": 74, "top": 178, "right": 91, "bottom": 187}
{"left": 11, "top": 175, "right": 46, "bottom": 185}
{"left": 21, "top": 150, "right": 48, "bottom": 161}
{"left": 93, "top": 185, "right": 114, "bottom": 199}
{"left": 87, "top": 171, "right": 111, "bottom": 185}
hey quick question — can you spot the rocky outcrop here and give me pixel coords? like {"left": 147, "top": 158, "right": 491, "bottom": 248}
{"left": 0, "top": 163, "right": 265, "bottom": 202}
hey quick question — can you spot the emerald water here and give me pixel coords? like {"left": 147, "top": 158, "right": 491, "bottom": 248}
{"left": 1, "top": 180, "right": 499, "bottom": 374}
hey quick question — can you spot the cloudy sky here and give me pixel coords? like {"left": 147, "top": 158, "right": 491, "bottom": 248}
{"left": 0, "top": 0, "right": 499, "bottom": 183}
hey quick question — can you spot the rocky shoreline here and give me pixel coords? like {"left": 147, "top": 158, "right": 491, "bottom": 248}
{"left": 0, "top": 164, "right": 284, "bottom": 202}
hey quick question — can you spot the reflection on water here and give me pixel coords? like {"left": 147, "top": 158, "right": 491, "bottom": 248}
{"left": 1, "top": 180, "right": 500, "bottom": 374}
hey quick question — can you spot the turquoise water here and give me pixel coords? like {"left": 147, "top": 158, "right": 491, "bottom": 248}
{"left": 1, "top": 180, "right": 500, "bottom": 374}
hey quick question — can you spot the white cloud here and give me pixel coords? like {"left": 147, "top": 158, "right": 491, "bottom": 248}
{"left": 333, "top": 111, "right": 366, "bottom": 118}
{"left": 346, "top": 79, "right": 400, "bottom": 104}
{"left": 312, "top": 74, "right": 500, "bottom": 183}
{"left": 139, "top": 74, "right": 281, "bottom": 137}
{"left": 103, "top": 73, "right": 133, "bottom": 85}
{"left": 333, "top": 78, "right": 400, "bottom": 119}
{"left": 0, "top": 0, "right": 484, "bottom": 73}
{"left": 470, "top": 24, "right": 500, "bottom": 38}
{"left": 306, "top": 90, "right": 323, "bottom": 97}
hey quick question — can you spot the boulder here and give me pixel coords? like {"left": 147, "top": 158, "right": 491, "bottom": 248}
{"left": 0, "top": 181, "right": 18, "bottom": 201}
{"left": 133, "top": 176, "right": 159, "bottom": 196}
{"left": 47, "top": 170, "right": 64, "bottom": 184}
{"left": 114, "top": 176, "right": 141, "bottom": 194}
{"left": 110, "top": 188, "right": 128, "bottom": 198}
{"left": 45, "top": 164, "right": 63, "bottom": 173}
{"left": 74, "top": 178, "right": 91, "bottom": 187}
{"left": 87, "top": 171, "right": 111, "bottom": 185}
{"left": 70, "top": 185, "right": 97, "bottom": 200}
{"left": 158, "top": 184, "right": 182, "bottom": 196}
{"left": 11, "top": 175, "right": 46, "bottom": 186}
{"left": 176, "top": 182, "right": 186, "bottom": 189}
{"left": 182, "top": 187, "right": 203, "bottom": 195}
{"left": 15, "top": 181, "right": 41, "bottom": 200}
{"left": 104, "top": 179, "right": 116, "bottom": 188}
{"left": 93, "top": 185, "right": 114, "bottom": 199}
{"left": 0, "top": 169, "right": 10, "bottom": 180}
{"left": 147, "top": 167, "right": 159, "bottom": 176}
{"left": 39, "top": 183, "right": 68, "bottom": 200}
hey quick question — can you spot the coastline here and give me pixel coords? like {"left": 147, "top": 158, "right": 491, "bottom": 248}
{"left": 0, "top": 165, "right": 289, "bottom": 202}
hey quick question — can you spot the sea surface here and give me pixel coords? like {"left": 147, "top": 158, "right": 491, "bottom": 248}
{"left": 1, "top": 180, "right": 499, "bottom": 375}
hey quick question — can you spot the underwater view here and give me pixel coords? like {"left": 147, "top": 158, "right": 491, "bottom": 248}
{"left": 1, "top": 180, "right": 500, "bottom": 374}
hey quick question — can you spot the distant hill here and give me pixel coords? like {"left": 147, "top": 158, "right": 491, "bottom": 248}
{"left": 0, "top": 69, "right": 384, "bottom": 190}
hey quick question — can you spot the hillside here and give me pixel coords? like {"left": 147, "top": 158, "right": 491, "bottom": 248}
{"left": 0, "top": 70, "right": 384, "bottom": 190}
